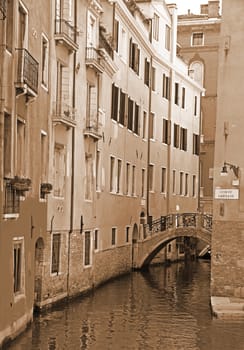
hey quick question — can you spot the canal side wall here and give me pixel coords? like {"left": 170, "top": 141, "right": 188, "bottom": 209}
{"left": 211, "top": 221, "right": 244, "bottom": 298}
{"left": 37, "top": 231, "right": 132, "bottom": 309}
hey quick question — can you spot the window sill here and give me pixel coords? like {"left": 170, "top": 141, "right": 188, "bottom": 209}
{"left": 3, "top": 213, "right": 19, "bottom": 220}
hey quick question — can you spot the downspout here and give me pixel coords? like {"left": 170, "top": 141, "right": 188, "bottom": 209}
{"left": 146, "top": 19, "right": 152, "bottom": 222}
{"left": 67, "top": 0, "right": 77, "bottom": 296}
{"left": 0, "top": 14, "right": 6, "bottom": 196}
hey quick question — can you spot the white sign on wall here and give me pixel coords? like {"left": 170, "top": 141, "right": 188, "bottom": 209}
{"left": 215, "top": 188, "right": 239, "bottom": 200}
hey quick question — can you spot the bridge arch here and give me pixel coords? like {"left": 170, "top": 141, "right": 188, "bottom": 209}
{"left": 137, "top": 227, "right": 211, "bottom": 269}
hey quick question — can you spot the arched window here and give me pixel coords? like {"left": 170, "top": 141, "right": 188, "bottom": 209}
{"left": 190, "top": 61, "right": 204, "bottom": 86}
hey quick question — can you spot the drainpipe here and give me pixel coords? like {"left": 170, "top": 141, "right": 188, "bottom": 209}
{"left": 67, "top": 0, "right": 77, "bottom": 296}
{"left": 146, "top": 19, "right": 153, "bottom": 223}
{"left": 0, "top": 14, "right": 6, "bottom": 196}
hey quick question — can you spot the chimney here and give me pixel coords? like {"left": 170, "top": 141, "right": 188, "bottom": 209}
{"left": 208, "top": 0, "right": 220, "bottom": 18}
{"left": 200, "top": 4, "right": 208, "bottom": 15}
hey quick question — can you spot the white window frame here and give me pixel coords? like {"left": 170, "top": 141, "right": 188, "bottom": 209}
{"left": 191, "top": 32, "right": 204, "bottom": 46}
{"left": 13, "top": 237, "right": 25, "bottom": 300}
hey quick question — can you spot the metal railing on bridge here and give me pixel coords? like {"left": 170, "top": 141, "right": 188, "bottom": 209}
{"left": 144, "top": 213, "right": 212, "bottom": 237}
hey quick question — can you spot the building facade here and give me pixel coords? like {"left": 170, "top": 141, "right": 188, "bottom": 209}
{"left": 211, "top": 0, "right": 244, "bottom": 300}
{"left": 177, "top": 0, "right": 221, "bottom": 214}
{"left": 0, "top": 0, "right": 202, "bottom": 346}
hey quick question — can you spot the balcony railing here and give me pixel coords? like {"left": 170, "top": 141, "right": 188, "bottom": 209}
{"left": 54, "top": 19, "right": 78, "bottom": 51}
{"left": 0, "top": 0, "right": 6, "bottom": 20}
{"left": 16, "top": 48, "right": 39, "bottom": 96}
{"left": 52, "top": 102, "right": 76, "bottom": 128}
{"left": 83, "top": 114, "right": 102, "bottom": 140}
{"left": 85, "top": 47, "right": 104, "bottom": 73}
{"left": 99, "top": 30, "right": 114, "bottom": 59}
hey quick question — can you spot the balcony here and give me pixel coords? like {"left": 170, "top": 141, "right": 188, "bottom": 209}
{"left": 54, "top": 19, "right": 78, "bottom": 52}
{"left": 99, "top": 27, "right": 114, "bottom": 59}
{"left": 83, "top": 114, "right": 102, "bottom": 141}
{"left": 15, "top": 48, "right": 39, "bottom": 98}
{"left": 52, "top": 102, "right": 76, "bottom": 128}
{"left": 0, "top": 0, "right": 6, "bottom": 20}
{"left": 85, "top": 47, "right": 104, "bottom": 73}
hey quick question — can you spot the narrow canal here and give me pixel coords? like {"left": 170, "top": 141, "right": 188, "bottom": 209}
{"left": 6, "top": 260, "right": 244, "bottom": 350}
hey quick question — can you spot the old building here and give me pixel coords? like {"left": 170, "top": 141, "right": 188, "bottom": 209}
{"left": 211, "top": 0, "right": 244, "bottom": 302}
{"left": 0, "top": 0, "right": 51, "bottom": 344}
{"left": 0, "top": 0, "right": 202, "bottom": 346}
{"left": 177, "top": 0, "right": 221, "bottom": 214}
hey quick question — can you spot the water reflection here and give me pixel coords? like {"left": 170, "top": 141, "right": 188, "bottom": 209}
{"left": 6, "top": 261, "right": 244, "bottom": 350}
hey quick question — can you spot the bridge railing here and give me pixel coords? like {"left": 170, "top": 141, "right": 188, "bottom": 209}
{"left": 144, "top": 213, "right": 212, "bottom": 238}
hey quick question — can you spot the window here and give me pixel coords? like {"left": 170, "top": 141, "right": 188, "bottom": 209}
{"left": 182, "top": 87, "right": 185, "bottom": 109}
{"left": 161, "top": 167, "right": 166, "bottom": 193}
{"left": 119, "top": 90, "right": 126, "bottom": 126}
{"left": 162, "top": 74, "right": 170, "bottom": 100}
{"left": 162, "top": 118, "right": 171, "bottom": 145}
{"left": 128, "top": 98, "right": 133, "bottom": 131}
{"left": 51, "top": 233, "right": 61, "bottom": 274}
{"left": 114, "top": 19, "right": 119, "bottom": 53}
{"left": 126, "top": 227, "right": 130, "bottom": 243}
{"left": 4, "top": 180, "right": 20, "bottom": 215}
{"left": 141, "top": 168, "right": 145, "bottom": 197}
{"left": 85, "top": 153, "right": 93, "bottom": 200}
{"left": 126, "top": 163, "right": 130, "bottom": 195}
{"left": 149, "top": 113, "right": 155, "bottom": 139}
{"left": 149, "top": 164, "right": 154, "bottom": 192}
{"left": 87, "top": 11, "right": 97, "bottom": 47}
{"left": 96, "top": 150, "right": 101, "bottom": 191}
{"left": 84, "top": 231, "right": 91, "bottom": 266}
{"left": 120, "top": 27, "right": 127, "bottom": 60}
{"left": 193, "top": 134, "right": 200, "bottom": 155}
{"left": 54, "top": 143, "right": 65, "bottom": 197}
{"left": 174, "top": 83, "right": 179, "bottom": 105}
{"left": 129, "top": 38, "right": 140, "bottom": 75}
{"left": 56, "top": 62, "right": 71, "bottom": 115}
{"left": 40, "top": 131, "right": 47, "bottom": 182}
{"left": 117, "top": 159, "right": 122, "bottom": 193}
{"left": 180, "top": 127, "right": 187, "bottom": 151}
{"left": 173, "top": 123, "right": 180, "bottom": 148}
{"left": 153, "top": 13, "right": 159, "bottom": 41}
{"left": 94, "top": 229, "right": 99, "bottom": 251}
{"left": 132, "top": 165, "right": 136, "bottom": 196}
{"left": 4, "top": 112, "right": 11, "bottom": 177}
{"left": 172, "top": 170, "right": 176, "bottom": 194}
{"left": 111, "top": 227, "right": 116, "bottom": 246}
{"left": 134, "top": 104, "right": 140, "bottom": 135}
{"left": 13, "top": 239, "right": 24, "bottom": 294}
{"left": 18, "top": 2, "right": 28, "bottom": 49}
{"left": 165, "top": 24, "right": 171, "bottom": 51}
{"left": 16, "top": 118, "right": 26, "bottom": 177}
{"left": 110, "top": 156, "right": 115, "bottom": 192}
{"left": 41, "top": 34, "right": 49, "bottom": 88}
{"left": 111, "top": 84, "right": 119, "bottom": 121}
{"left": 151, "top": 67, "right": 156, "bottom": 92}
{"left": 189, "top": 61, "right": 204, "bottom": 86}
{"left": 142, "top": 111, "right": 147, "bottom": 139}
{"left": 194, "top": 96, "right": 198, "bottom": 116}
{"left": 192, "top": 32, "right": 204, "bottom": 46}
{"left": 180, "top": 172, "right": 184, "bottom": 195}
{"left": 192, "top": 175, "right": 196, "bottom": 197}
{"left": 6, "top": 0, "right": 14, "bottom": 52}
{"left": 185, "top": 173, "right": 189, "bottom": 196}
{"left": 144, "top": 59, "right": 150, "bottom": 86}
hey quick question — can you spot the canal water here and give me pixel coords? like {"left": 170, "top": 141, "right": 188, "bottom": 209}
{"left": 6, "top": 260, "right": 244, "bottom": 350}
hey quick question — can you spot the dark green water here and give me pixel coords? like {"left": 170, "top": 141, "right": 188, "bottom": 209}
{"left": 6, "top": 261, "right": 244, "bottom": 350}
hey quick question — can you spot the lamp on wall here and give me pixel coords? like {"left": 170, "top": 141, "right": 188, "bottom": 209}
{"left": 221, "top": 161, "right": 240, "bottom": 178}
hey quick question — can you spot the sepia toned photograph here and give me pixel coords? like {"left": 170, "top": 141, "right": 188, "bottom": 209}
{"left": 1, "top": 0, "right": 244, "bottom": 349}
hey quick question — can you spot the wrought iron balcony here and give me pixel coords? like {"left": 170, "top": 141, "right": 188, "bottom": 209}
{"left": 83, "top": 115, "right": 102, "bottom": 141}
{"left": 85, "top": 47, "right": 105, "bottom": 73}
{"left": 52, "top": 102, "right": 76, "bottom": 128}
{"left": 0, "top": 0, "right": 6, "bottom": 20}
{"left": 15, "top": 48, "right": 39, "bottom": 97}
{"left": 54, "top": 19, "right": 78, "bottom": 52}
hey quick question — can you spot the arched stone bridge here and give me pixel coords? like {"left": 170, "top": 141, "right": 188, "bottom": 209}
{"left": 133, "top": 213, "right": 212, "bottom": 269}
